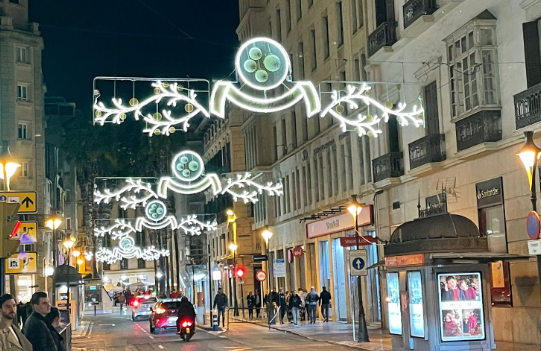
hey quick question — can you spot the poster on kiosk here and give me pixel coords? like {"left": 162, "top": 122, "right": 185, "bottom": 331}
{"left": 438, "top": 272, "right": 485, "bottom": 342}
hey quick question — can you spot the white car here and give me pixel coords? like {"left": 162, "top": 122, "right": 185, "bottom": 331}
{"left": 132, "top": 295, "right": 157, "bottom": 321}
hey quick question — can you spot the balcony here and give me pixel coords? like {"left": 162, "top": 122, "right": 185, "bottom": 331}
{"left": 455, "top": 110, "right": 502, "bottom": 152}
{"left": 372, "top": 152, "right": 404, "bottom": 183}
{"left": 368, "top": 22, "right": 397, "bottom": 57}
{"left": 514, "top": 83, "right": 541, "bottom": 129}
{"left": 403, "top": 0, "right": 438, "bottom": 29}
{"left": 408, "top": 134, "right": 446, "bottom": 169}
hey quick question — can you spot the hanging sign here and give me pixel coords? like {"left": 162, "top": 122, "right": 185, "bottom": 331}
{"left": 527, "top": 211, "right": 540, "bottom": 240}
{"left": 292, "top": 246, "right": 303, "bottom": 257}
{"left": 273, "top": 259, "right": 286, "bottom": 278}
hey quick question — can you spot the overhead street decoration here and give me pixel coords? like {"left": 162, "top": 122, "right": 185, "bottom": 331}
{"left": 93, "top": 37, "right": 424, "bottom": 138}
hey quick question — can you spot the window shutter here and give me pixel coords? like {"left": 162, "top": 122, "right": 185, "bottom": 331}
{"left": 523, "top": 21, "right": 541, "bottom": 88}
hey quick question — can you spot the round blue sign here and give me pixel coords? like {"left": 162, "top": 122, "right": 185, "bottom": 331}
{"left": 527, "top": 211, "right": 540, "bottom": 240}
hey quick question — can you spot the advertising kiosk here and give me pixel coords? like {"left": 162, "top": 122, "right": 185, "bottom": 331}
{"left": 383, "top": 214, "right": 526, "bottom": 351}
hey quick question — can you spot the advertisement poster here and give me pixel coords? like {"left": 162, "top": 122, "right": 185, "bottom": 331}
{"left": 387, "top": 272, "right": 402, "bottom": 335}
{"left": 438, "top": 273, "right": 485, "bottom": 341}
{"left": 408, "top": 271, "right": 424, "bottom": 338}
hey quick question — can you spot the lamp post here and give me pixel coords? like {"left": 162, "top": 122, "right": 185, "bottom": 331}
{"left": 517, "top": 131, "right": 541, "bottom": 347}
{"left": 72, "top": 249, "right": 81, "bottom": 272}
{"left": 45, "top": 216, "right": 62, "bottom": 306}
{"left": 0, "top": 145, "right": 20, "bottom": 191}
{"left": 229, "top": 242, "right": 238, "bottom": 316}
{"left": 261, "top": 228, "right": 273, "bottom": 324}
{"left": 348, "top": 199, "right": 370, "bottom": 343}
{"left": 62, "top": 235, "right": 76, "bottom": 314}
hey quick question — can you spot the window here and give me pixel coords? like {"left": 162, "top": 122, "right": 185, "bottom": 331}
{"left": 326, "top": 148, "right": 333, "bottom": 197}
{"left": 291, "top": 111, "right": 298, "bottom": 148}
{"left": 273, "top": 124, "right": 278, "bottom": 161}
{"left": 17, "top": 123, "right": 27, "bottom": 139}
{"left": 313, "top": 155, "right": 319, "bottom": 202}
{"left": 103, "top": 262, "right": 110, "bottom": 270}
{"left": 17, "top": 85, "right": 28, "bottom": 101}
{"left": 120, "top": 258, "right": 128, "bottom": 270}
{"left": 332, "top": 144, "right": 338, "bottom": 196}
{"left": 306, "top": 160, "right": 312, "bottom": 205}
{"left": 322, "top": 15, "right": 330, "bottom": 59}
{"left": 361, "top": 53, "right": 367, "bottom": 81}
{"left": 281, "top": 118, "right": 288, "bottom": 154}
{"left": 103, "top": 235, "right": 111, "bottom": 248}
{"left": 276, "top": 9, "right": 282, "bottom": 42}
{"left": 298, "top": 42, "right": 305, "bottom": 79}
{"left": 354, "top": 56, "right": 361, "bottom": 81}
{"left": 310, "top": 29, "right": 317, "bottom": 71}
{"left": 291, "top": 172, "right": 297, "bottom": 210}
{"left": 296, "top": 0, "right": 302, "bottom": 21}
{"left": 138, "top": 258, "right": 146, "bottom": 269}
{"left": 336, "top": 2, "right": 344, "bottom": 47}
{"left": 318, "top": 153, "right": 325, "bottom": 200}
{"left": 136, "top": 231, "right": 146, "bottom": 246}
{"left": 16, "top": 47, "right": 27, "bottom": 63}
{"left": 424, "top": 81, "right": 440, "bottom": 135}
{"left": 446, "top": 23, "right": 499, "bottom": 120}
{"left": 285, "top": 175, "right": 291, "bottom": 213}
{"left": 22, "top": 162, "right": 28, "bottom": 177}
{"left": 351, "top": 0, "right": 358, "bottom": 33}
{"left": 286, "top": 0, "right": 292, "bottom": 33}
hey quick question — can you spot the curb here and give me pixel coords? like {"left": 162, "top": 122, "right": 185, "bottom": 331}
{"left": 73, "top": 321, "right": 92, "bottom": 339}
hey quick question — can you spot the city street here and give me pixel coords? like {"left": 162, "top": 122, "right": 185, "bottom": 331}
{"left": 72, "top": 311, "right": 360, "bottom": 351}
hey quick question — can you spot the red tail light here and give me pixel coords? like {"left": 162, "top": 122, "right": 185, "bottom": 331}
{"left": 144, "top": 295, "right": 150, "bottom": 300}
{"left": 156, "top": 307, "right": 166, "bottom": 314}
{"left": 133, "top": 300, "right": 139, "bottom": 307}
{"left": 181, "top": 320, "right": 193, "bottom": 328}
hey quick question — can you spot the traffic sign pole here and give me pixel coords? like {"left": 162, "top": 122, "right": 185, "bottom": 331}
{"left": 353, "top": 199, "right": 369, "bottom": 343}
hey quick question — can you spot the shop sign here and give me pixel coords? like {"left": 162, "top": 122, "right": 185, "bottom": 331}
{"left": 306, "top": 205, "right": 373, "bottom": 238}
{"left": 340, "top": 236, "right": 377, "bottom": 247}
{"left": 292, "top": 246, "right": 303, "bottom": 257}
{"left": 475, "top": 177, "right": 503, "bottom": 209}
{"left": 437, "top": 272, "right": 485, "bottom": 342}
{"left": 386, "top": 272, "right": 402, "bottom": 335}
{"left": 385, "top": 254, "right": 425, "bottom": 267}
{"left": 212, "top": 267, "right": 221, "bottom": 281}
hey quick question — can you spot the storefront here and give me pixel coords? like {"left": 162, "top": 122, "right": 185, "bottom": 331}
{"left": 305, "top": 206, "right": 377, "bottom": 323}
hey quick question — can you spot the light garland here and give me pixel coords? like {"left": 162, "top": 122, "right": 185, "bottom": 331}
{"left": 96, "top": 246, "right": 170, "bottom": 264}
{"left": 93, "top": 81, "right": 210, "bottom": 136}
{"left": 220, "top": 173, "right": 283, "bottom": 203}
{"left": 178, "top": 215, "right": 218, "bottom": 236}
{"left": 320, "top": 84, "right": 424, "bottom": 137}
{"left": 94, "top": 178, "right": 158, "bottom": 210}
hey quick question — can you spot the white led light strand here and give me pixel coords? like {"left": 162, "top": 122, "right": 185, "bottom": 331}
{"left": 177, "top": 216, "right": 218, "bottom": 236}
{"left": 220, "top": 173, "right": 283, "bottom": 203}
{"left": 95, "top": 219, "right": 136, "bottom": 239}
{"left": 94, "top": 81, "right": 210, "bottom": 136}
{"left": 320, "top": 84, "right": 424, "bottom": 137}
{"left": 96, "top": 246, "right": 169, "bottom": 264}
{"left": 94, "top": 178, "right": 159, "bottom": 210}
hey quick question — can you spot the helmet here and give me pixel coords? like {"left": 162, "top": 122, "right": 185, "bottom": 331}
{"left": 181, "top": 296, "right": 189, "bottom": 302}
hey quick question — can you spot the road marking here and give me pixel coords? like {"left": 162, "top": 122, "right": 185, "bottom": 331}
{"left": 98, "top": 323, "right": 115, "bottom": 326}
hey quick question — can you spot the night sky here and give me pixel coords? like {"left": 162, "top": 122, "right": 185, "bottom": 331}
{"left": 28, "top": 0, "right": 240, "bottom": 111}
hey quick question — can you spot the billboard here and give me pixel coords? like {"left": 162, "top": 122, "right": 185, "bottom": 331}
{"left": 408, "top": 271, "right": 424, "bottom": 338}
{"left": 387, "top": 272, "right": 402, "bottom": 335}
{"left": 438, "top": 272, "right": 485, "bottom": 342}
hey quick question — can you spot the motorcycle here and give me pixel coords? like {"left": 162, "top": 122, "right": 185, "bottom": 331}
{"left": 178, "top": 318, "right": 195, "bottom": 342}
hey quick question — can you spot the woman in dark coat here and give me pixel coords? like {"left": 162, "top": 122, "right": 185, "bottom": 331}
{"left": 44, "top": 307, "right": 66, "bottom": 351}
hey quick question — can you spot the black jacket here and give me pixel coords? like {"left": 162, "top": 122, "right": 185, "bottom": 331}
{"left": 247, "top": 295, "right": 256, "bottom": 307}
{"left": 213, "top": 293, "right": 228, "bottom": 309}
{"left": 49, "top": 325, "right": 66, "bottom": 351}
{"left": 289, "top": 295, "right": 301, "bottom": 308}
{"left": 22, "top": 311, "right": 58, "bottom": 351}
{"left": 278, "top": 293, "right": 287, "bottom": 307}
{"left": 177, "top": 301, "right": 196, "bottom": 321}
{"left": 320, "top": 290, "right": 332, "bottom": 305}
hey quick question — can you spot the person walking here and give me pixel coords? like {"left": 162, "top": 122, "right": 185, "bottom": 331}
{"left": 254, "top": 290, "right": 261, "bottom": 318}
{"left": 118, "top": 292, "right": 125, "bottom": 311}
{"left": 297, "top": 289, "right": 306, "bottom": 321}
{"left": 212, "top": 289, "right": 228, "bottom": 327}
{"left": 305, "top": 287, "right": 319, "bottom": 324}
{"left": 246, "top": 292, "right": 255, "bottom": 319}
{"left": 289, "top": 291, "right": 302, "bottom": 327}
{"left": 278, "top": 289, "right": 287, "bottom": 324}
{"left": 0, "top": 294, "right": 32, "bottom": 351}
{"left": 319, "top": 286, "right": 331, "bottom": 322}
{"left": 22, "top": 292, "right": 58, "bottom": 351}
{"left": 44, "top": 307, "right": 65, "bottom": 351}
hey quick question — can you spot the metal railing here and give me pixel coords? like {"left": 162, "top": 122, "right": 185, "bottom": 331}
{"left": 60, "top": 323, "right": 72, "bottom": 351}
{"left": 515, "top": 82, "right": 541, "bottom": 129}
{"left": 368, "top": 22, "right": 397, "bottom": 56}
{"left": 372, "top": 152, "right": 404, "bottom": 182}
{"left": 403, "top": 0, "right": 438, "bottom": 29}
{"left": 408, "top": 133, "right": 446, "bottom": 169}
{"left": 455, "top": 110, "right": 502, "bottom": 151}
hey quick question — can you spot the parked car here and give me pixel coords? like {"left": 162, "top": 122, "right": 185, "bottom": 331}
{"left": 132, "top": 295, "right": 157, "bottom": 321}
{"left": 149, "top": 298, "right": 183, "bottom": 334}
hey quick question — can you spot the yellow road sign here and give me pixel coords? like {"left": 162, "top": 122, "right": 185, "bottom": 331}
{"left": 6, "top": 252, "right": 37, "bottom": 274}
{"left": 0, "top": 191, "right": 37, "bottom": 213}
{"left": 10, "top": 221, "right": 37, "bottom": 243}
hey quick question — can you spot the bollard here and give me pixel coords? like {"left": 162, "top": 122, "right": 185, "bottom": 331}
{"left": 94, "top": 304, "right": 97, "bottom": 316}
{"left": 212, "top": 314, "right": 219, "bottom": 331}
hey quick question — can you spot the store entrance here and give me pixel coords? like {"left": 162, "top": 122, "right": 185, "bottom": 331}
{"left": 332, "top": 238, "right": 347, "bottom": 321}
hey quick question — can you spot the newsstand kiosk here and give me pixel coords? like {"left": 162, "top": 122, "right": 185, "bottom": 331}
{"left": 383, "top": 213, "right": 526, "bottom": 351}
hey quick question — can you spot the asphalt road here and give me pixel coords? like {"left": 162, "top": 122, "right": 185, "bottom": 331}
{"left": 72, "top": 310, "right": 357, "bottom": 351}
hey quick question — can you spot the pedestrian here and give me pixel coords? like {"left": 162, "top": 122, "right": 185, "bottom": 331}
{"left": 297, "top": 289, "right": 306, "bottom": 321}
{"left": 170, "top": 289, "right": 180, "bottom": 299}
{"left": 22, "top": 292, "right": 58, "bottom": 351}
{"left": 319, "top": 286, "right": 331, "bottom": 322}
{"left": 247, "top": 291, "right": 255, "bottom": 319}
{"left": 265, "top": 288, "right": 279, "bottom": 324}
{"left": 212, "top": 289, "right": 228, "bottom": 327}
{"left": 118, "top": 292, "right": 125, "bottom": 311}
{"left": 255, "top": 290, "right": 261, "bottom": 318}
{"left": 278, "top": 289, "right": 287, "bottom": 324}
{"left": 0, "top": 294, "right": 32, "bottom": 351}
{"left": 305, "top": 287, "right": 319, "bottom": 324}
{"left": 44, "top": 307, "right": 65, "bottom": 351}
{"left": 289, "top": 291, "right": 302, "bottom": 327}
{"left": 124, "top": 288, "right": 132, "bottom": 306}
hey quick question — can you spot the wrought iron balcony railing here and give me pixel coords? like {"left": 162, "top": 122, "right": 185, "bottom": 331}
{"left": 514, "top": 83, "right": 541, "bottom": 129}
{"left": 403, "top": 0, "right": 438, "bottom": 29}
{"left": 372, "top": 152, "right": 404, "bottom": 183}
{"left": 455, "top": 110, "right": 502, "bottom": 152}
{"left": 368, "top": 22, "right": 397, "bottom": 57}
{"left": 408, "top": 133, "right": 446, "bottom": 169}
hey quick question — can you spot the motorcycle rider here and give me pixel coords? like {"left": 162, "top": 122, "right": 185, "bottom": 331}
{"left": 176, "top": 296, "right": 196, "bottom": 335}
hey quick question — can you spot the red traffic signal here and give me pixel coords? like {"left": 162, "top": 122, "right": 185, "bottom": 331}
{"left": 235, "top": 267, "right": 245, "bottom": 279}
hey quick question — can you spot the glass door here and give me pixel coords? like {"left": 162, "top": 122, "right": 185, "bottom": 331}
{"left": 332, "top": 238, "right": 347, "bottom": 320}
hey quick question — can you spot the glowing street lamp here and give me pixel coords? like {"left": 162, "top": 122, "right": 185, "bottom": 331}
{"left": 517, "top": 131, "right": 541, "bottom": 209}
{"left": 72, "top": 249, "right": 81, "bottom": 258}
{"left": 0, "top": 145, "right": 20, "bottom": 191}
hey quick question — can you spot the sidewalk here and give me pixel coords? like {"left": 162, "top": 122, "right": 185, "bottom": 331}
{"left": 226, "top": 314, "right": 392, "bottom": 351}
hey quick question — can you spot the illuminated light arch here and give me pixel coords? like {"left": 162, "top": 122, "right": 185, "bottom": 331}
{"left": 94, "top": 178, "right": 158, "bottom": 210}
{"left": 135, "top": 200, "right": 178, "bottom": 231}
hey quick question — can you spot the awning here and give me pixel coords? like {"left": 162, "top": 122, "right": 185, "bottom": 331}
{"left": 53, "top": 265, "right": 82, "bottom": 286}
{"left": 428, "top": 252, "right": 531, "bottom": 262}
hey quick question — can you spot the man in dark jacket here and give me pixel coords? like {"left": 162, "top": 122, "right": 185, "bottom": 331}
{"left": 278, "top": 289, "right": 287, "bottom": 324}
{"left": 288, "top": 291, "right": 302, "bottom": 326}
{"left": 319, "top": 286, "right": 332, "bottom": 322}
{"left": 177, "top": 297, "right": 196, "bottom": 333}
{"left": 305, "top": 287, "right": 319, "bottom": 324}
{"left": 212, "top": 289, "right": 228, "bottom": 327}
{"left": 23, "top": 292, "right": 58, "bottom": 351}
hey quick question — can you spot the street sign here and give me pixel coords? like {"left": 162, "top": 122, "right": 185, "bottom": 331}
{"left": 292, "top": 246, "right": 303, "bottom": 257}
{"left": 238, "top": 280, "right": 245, "bottom": 285}
{"left": 11, "top": 221, "right": 37, "bottom": 243}
{"left": 349, "top": 250, "right": 367, "bottom": 276}
{"left": 256, "top": 270, "right": 267, "bottom": 282}
{"left": 273, "top": 258, "right": 286, "bottom": 278}
{"left": 340, "top": 236, "right": 377, "bottom": 247}
{"left": 527, "top": 211, "right": 541, "bottom": 240}
{"left": 6, "top": 252, "right": 37, "bottom": 274}
{"left": 529, "top": 240, "right": 541, "bottom": 255}
{"left": 0, "top": 192, "right": 37, "bottom": 214}
{"left": 253, "top": 254, "right": 268, "bottom": 262}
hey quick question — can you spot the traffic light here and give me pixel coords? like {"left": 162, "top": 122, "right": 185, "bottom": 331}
{"left": 0, "top": 202, "right": 21, "bottom": 257}
{"left": 235, "top": 266, "right": 246, "bottom": 279}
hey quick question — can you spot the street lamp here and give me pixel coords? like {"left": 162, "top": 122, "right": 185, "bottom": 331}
{"left": 348, "top": 197, "right": 370, "bottom": 343}
{"left": 261, "top": 228, "right": 273, "bottom": 291}
{"left": 0, "top": 145, "right": 20, "bottom": 191}
{"left": 46, "top": 216, "right": 62, "bottom": 306}
{"left": 229, "top": 242, "right": 239, "bottom": 316}
{"left": 61, "top": 235, "right": 76, "bottom": 313}
{"left": 517, "top": 131, "right": 541, "bottom": 348}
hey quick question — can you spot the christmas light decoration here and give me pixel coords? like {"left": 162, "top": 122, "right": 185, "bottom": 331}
{"left": 96, "top": 245, "right": 169, "bottom": 264}
{"left": 93, "top": 81, "right": 210, "bottom": 136}
{"left": 135, "top": 199, "right": 178, "bottom": 231}
{"left": 210, "top": 37, "right": 320, "bottom": 118}
{"left": 320, "top": 84, "right": 424, "bottom": 137}
{"left": 94, "top": 178, "right": 158, "bottom": 210}
{"left": 177, "top": 215, "right": 218, "bottom": 236}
